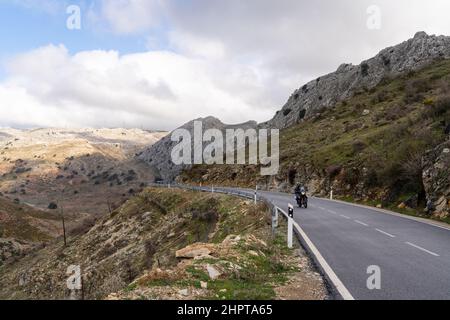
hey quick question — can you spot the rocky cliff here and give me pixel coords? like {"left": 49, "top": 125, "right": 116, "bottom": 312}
{"left": 139, "top": 117, "right": 257, "bottom": 182}
{"left": 264, "top": 32, "right": 450, "bottom": 129}
{"left": 423, "top": 141, "right": 450, "bottom": 218}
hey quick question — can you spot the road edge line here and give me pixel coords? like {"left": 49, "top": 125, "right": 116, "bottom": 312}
{"left": 277, "top": 206, "right": 355, "bottom": 301}
{"left": 313, "top": 197, "right": 450, "bottom": 231}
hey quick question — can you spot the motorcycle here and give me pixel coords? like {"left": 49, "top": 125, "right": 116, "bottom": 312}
{"left": 295, "top": 192, "right": 308, "bottom": 209}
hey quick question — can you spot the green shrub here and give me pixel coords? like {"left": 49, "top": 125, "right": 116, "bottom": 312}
{"left": 424, "top": 95, "right": 450, "bottom": 119}
{"left": 371, "top": 90, "right": 389, "bottom": 104}
{"left": 423, "top": 98, "right": 434, "bottom": 106}
{"left": 364, "top": 169, "right": 379, "bottom": 188}
{"left": 343, "top": 168, "right": 359, "bottom": 186}
{"left": 404, "top": 78, "right": 431, "bottom": 104}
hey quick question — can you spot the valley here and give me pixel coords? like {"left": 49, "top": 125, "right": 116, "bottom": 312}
{"left": 0, "top": 31, "right": 449, "bottom": 301}
{"left": 0, "top": 128, "right": 167, "bottom": 217}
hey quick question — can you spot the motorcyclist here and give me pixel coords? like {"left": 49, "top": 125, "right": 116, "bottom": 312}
{"left": 294, "top": 184, "right": 302, "bottom": 196}
{"left": 294, "top": 184, "right": 308, "bottom": 208}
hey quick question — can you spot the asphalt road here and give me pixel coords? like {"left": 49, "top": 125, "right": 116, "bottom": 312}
{"left": 254, "top": 190, "right": 450, "bottom": 300}
{"left": 201, "top": 186, "right": 450, "bottom": 300}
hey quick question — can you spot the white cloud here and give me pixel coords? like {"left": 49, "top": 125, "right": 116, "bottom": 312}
{"left": 0, "top": 44, "right": 275, "bottom": 130}
{"left": 4, "top": 0, "right": 450, "bottom": 130}
{"left": 168, "top": 31, "right": 227, "bottom": 60}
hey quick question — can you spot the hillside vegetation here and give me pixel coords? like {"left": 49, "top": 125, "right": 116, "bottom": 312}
{"left": 0, "top": 128, "right": 166, "bottom": 216}
{"left": 0, "top": 197, "right": 61, "bottom": 266}
{"left": 180, "top": 59, "right": 450, "bottom": 221}
{"left": 0, "top": 188, "right": 327, "bottom": 300}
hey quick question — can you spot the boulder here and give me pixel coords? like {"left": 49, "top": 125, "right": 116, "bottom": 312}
{"left": 178, "top": 289, "right": 189, "bottom": 297}
{"left": 175, "top": 243, "right": 215, "bottom": 259}
{"left": 206, "top": 265, "right": 221, "bottom": 280}
{"left": 221, "top": 235, "right": 241, "bottom": 246}
{"left": 248, "top": 250, "right": 259, "bottom": 257}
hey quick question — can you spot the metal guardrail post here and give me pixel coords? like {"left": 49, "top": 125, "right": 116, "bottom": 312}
{"left": 272, "top": 207, "right": 278, "bottom": 235}
{"left": 287, "top": 215, "right": 293, "bottom": 249}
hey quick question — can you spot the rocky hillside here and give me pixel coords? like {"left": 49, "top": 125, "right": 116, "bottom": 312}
{"left": 264, "top": 32, "right": 450, "bottom": 129}
{"left": 139, "top": 117, "right": 257, "bottom": 182}
{"left": 0, "top": 188, "right": 327, "bottom": 300}
{"left": 0, "top": 196, "right": 62, "bottom": 267}
{"left": 180, "top": 58, "right": 450, "bottom": 221}
{"left": 0, "top": 128, "right": 167, "bottom": 216}
{"left": 423, "top": 141, "right": 450, "bottom": 219}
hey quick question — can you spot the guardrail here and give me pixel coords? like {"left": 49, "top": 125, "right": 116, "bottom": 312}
{"left": 148, "top": 182, "right": 354, "bottom": 300}
{"left": 149, "top": 182, "right": 300, "bottom": 250}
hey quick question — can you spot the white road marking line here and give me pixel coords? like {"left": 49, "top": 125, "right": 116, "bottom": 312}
{"left": 318, "top": 206, "right": 325, "bottom": 210}
{"left": 340, "top": 214, "right": 351, "bottom": 219}
{"left": 276, "top": 207, "right": 354, "bottom": 300}
{"left": 315, "top": 196, "right": 450, "bottom": 232}
{"left": 354, "top": 220, "right": 368, "bottom": 227}
{"left": 375, "top": 228, "right": 395, "bottom": 238}
{"left": 327, "top": 210, "right": 337, "bottom": 215}
{"left": 405, "top": 242, "right": 440, "bottom": 257}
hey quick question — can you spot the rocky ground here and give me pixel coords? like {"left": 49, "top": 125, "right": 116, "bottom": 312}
{"left": 0, "top": 196, "right": 66, "bottom": 267}
{"left": 0, "top": 188, "right": 328, "bottom": 300}
{"left": 0, "top": 128, "right": 167, "bottom": 216}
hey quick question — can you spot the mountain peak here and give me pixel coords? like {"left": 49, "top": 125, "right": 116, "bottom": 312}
{"left": 266, "top": 32, "right": 450, "bottom": 129}
{"left": 413, "top": 31, "right": 429, "bottom": 39}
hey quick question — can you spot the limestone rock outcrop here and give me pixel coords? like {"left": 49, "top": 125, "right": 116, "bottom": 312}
{"left": 422, "top": 141, "right": 450, "bottom": 218}
{"left": 264, "top": 32, "right": 450, "bottom": 129}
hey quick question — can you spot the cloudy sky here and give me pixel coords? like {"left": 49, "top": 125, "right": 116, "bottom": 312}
{"left": 1, "top": 0, "right": 450, "bottom": 130}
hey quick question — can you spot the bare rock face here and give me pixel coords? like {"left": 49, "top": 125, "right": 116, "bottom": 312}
{"left": 264, "top": 32, "right": 450, "bottom": 129}
{"left": 139, "top": 116, "right": 257, "bottom": 182}
{"left": 175, "top": 243, "right": 215, "bottom": 259}
{"left": 422, "top": 141, "right": 450, "bottom": 218}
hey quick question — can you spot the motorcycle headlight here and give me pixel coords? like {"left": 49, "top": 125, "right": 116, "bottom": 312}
{"left": 302, "top": 192, "right": 306, "bottom": 195}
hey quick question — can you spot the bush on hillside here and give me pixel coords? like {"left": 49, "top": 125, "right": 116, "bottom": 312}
{"left": 342, "top": 168, "right": 359, "bottom": 186}
{"left": 423, "top": 95, "right": 450, "bottom": 119}
{"left": 326, "top": 164, "right": 342, "bottom": 179}
{"left": 363, "top": 169, "right": 379, "bottom": 188}
{"left": 371, "top": 90, "right": 389, "bottom": 104}
{"left": 48, "top": 202, "right": 58, "bottom": 210}
{"left": 404, "top": 78, "right": 431, "bottom": 104}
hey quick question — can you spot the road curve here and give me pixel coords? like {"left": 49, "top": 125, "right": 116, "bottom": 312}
{"left": 159, "top": 184, "right": 450, "bottom": 300}
{"left": 206, "top": 186, "right": 450, "bottom": 300}
{"left": 261, "top": 190, "right": 450, "bottom": 300}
